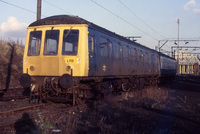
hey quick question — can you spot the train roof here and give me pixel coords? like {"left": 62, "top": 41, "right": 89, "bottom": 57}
{"left": 29, "top": 15, "right": 175, "bottom": 59}
{"left": 29, "top": 15, "right": 132, "bottom": 43}
{"left": 160, "top": 53, "right": 176, "bottom": 61}
{"left": 30, "top": 15, "right": 155, "bottom": 51}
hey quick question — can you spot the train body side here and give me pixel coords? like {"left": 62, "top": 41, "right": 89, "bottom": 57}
{"left": 160, "top": 54, "right": 177, "bottom": 76}
{"left": 87, "top": 27, "right": 159, "bottom": 78}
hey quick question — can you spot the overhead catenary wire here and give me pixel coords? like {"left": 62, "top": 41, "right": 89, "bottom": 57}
{"left": 43, "top": 0, "right": 72, "bottom": 15}
{"left": 91, "top": 0, "right": 159, "bottom": 41}
{"left": 119, "top": 0, "right": 166, "bottom": 39}
{"left": 0, "top": 0, "right": 36, "bottom": 14}
{"left": 0, "top": 0, "right": 46, "bottom": 17}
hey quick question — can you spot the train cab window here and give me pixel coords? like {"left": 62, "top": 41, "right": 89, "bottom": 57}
{"left": 44, "top": 30, "right": 59, "bottom": 55}
{"left": 28, "top": 31, "right": 42, "bottom": 56}
{"left": 62, "top": 30, "right": 79, "bottom": 55}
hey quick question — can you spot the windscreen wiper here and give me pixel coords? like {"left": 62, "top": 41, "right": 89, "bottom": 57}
{"left": 47, "top": 27, "right": 54, "bottom": 39}
{"left": 64, "top": 27, "right": 73, "bottom": 39}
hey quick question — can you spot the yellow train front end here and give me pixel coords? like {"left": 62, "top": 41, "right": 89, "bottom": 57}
{"left": 20, "top": 24, "right": 89, "bottom": 90}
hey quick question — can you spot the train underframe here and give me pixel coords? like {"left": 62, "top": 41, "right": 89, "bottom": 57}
{"left": 20, "top": 74, "right": 173, "bottom": 105}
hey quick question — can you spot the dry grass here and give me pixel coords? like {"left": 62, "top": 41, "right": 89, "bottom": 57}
{"left": 0, "top": 40, "right": 24, "bottom": 89}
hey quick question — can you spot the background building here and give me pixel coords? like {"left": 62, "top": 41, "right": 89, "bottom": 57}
{"left": 174, "top": 50, "right": 200, "bottom": 75}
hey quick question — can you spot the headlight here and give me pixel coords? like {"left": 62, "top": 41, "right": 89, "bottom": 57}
{"left": 30, "top": 66, "right": 35, "bottom": 71}
{"left": 66, "top": 66, "right": 71, "bottom": 71}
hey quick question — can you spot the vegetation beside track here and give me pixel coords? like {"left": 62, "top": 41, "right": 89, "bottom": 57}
{"left": 0, "top": 80, "right": 200, "bottom": 134}
{"left": 0, "top": 40, "right": 24, "bottom": 90}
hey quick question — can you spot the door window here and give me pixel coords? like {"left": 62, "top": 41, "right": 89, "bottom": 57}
{"left": 44, "top": 30, "right": 59, "bottom": 55}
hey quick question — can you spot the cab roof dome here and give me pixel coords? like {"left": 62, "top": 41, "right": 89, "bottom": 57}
{"left": 29, "top": 15, "right": 92, "bottom": 26}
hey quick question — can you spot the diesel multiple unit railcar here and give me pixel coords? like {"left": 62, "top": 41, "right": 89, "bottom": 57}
{"left": 20, "top": 15, "right": 176, "bottom": 104}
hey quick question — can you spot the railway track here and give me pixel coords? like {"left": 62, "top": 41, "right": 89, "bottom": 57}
{"left": 0, "top": 102, "right": 51, "bottom": 129}
{"left": 0, "top": 87, "right": 29, "bottom": 101}
{"left": 0, "top": 99, "right": 86, "bottom": 133}
{"left": 0, "top": 103, "right": 50, "bottom": 119}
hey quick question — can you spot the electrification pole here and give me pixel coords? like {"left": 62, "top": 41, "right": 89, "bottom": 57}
{"left": 37, "top": 0, "right": 41, "bottom": 20}
{"left": 177, "top": 18, "right": 180, "bottom": 75}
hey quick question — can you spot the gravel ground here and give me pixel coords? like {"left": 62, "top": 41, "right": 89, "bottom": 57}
{"left": 0, "top": 79, "right": 200, "bottom": 134}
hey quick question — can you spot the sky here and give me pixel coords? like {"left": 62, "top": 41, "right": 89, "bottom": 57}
{"left": 0, "top": 0, "right": 200, "bottom": 53}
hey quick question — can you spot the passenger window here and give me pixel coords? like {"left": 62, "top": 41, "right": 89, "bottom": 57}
{"left": 151, "top": 55, "right": 154, "bottom": 66}
{"left": 119, "top": 45, "right": 123, "bottom": 60}
{"left": 143, "top": 52, "right": 146, "bottom": 63}
{"left": 128, "top": 47, "right": 131, "bottom": 61}
{"left": 62, "top": 30, "right": 79, "bottom": 55}
{"left": 133, "top": 48, "right": 136, "bottom": 61}
{"left": 145, "top": 52, "right": 148, "bottom": 64}
{"left": 100, "top": 37, "right": 108, "bottom": 57}
{"left": 148, "top": 54, "right": 151, "bottom": 65}
{"left": 113, "top": 42, "right": 119, "bottom": 59}
{"left": 131, "top": 48, "right": 134, "bottom": 62}
{"left": 123, "top": 46, "right": 128, "bottom": 60}
{"left": 89, "top": 36, "right": 94, "bottom": 54}
{"left": 28, "top": 31, "right": 42, "bottom": 56}
{"left": 135, "top": 49, "right": 138, "bottom": 62}
{"left": 140, "top": 50, "right": 144, "bottom": 63}
{"left": 109, "top": 42, "right": 112, "bottom": 58}
{"left": 155, "top": 56, "right": 158, "bottom": 66}
{"left": 44, "top": 30, "right": 59, "bottom": 55}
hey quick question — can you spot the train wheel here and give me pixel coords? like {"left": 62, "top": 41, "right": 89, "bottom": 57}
{"left": 121, "top": 83, "right": 130, "bottom": 92}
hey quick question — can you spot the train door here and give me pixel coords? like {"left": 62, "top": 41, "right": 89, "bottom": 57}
{"left": 88, "top": 29, "right": 96, "bottom": 76}
{"left": 99, "top": 36, "right": 109, "bottom": 76}
{"left": 41, "top": 29, "right": 60, "bottom": 76}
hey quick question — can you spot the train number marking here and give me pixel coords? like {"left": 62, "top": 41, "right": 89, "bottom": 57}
{"left": 64, "top": 58, "right": 75, "bottom": 63}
